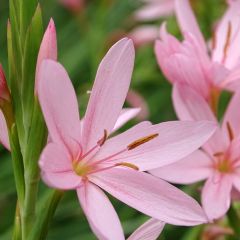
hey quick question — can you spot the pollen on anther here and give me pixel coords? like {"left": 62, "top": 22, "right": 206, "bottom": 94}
{"left": 127, "top": 133, "right": 159, "bottom": 150}
{"left": 223, "top": 21, "right": 232, "bottom": 62}
{"left": 115, "top": 162, "right": 139, "bottom": 171}
{"left": 97, "top": 129, "right": 108, "bottom": 146}
{"left": 226, "top": 121, "right": 234, "bottom": 141}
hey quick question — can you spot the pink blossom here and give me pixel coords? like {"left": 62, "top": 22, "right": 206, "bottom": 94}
{"left": 38, "top": 38, "right": 216, "bottom": 239}
{"left": 134, "top": 0, "right": 174, "bottom": 21}
{"left": 155, "top": 0, "right": 240, "bottom": 103}
{"left": 151, "top": 83, "right": 240, "bottom": 220}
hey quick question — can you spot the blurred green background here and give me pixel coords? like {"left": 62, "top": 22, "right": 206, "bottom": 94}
{"left": 0, "top": 0, "right": 229, "bottom": 239}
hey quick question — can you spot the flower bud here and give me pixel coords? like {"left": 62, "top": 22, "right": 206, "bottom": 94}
{"left": 0, "top": 64, "right": 10, "bottom": 102}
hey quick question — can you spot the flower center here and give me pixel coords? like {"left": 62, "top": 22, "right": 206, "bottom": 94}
{"left": 215, "top": 157, "right": 233, "bottom": 173}
{"left": 73, "top": 161, "right": 92, "bottom": 177}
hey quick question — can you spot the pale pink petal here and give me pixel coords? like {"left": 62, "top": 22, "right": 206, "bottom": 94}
{"left": 97, "top": 120, "right": 216, "bottom": 171}
{"left": 96, "top": 120, "right": 216, "bottom": 171}
{"left": 222, "top": 91, "right": 240, "bottom": 138}
{"left": 173, "top": 84, "right": 228, "bottom": 155}
{"left": 233, "top": 168, "right": 240, "bottom": 192}
{"left": 173, "top": 84, "right": 216, "bottom": 121}
{"left": 175, "top": 0, "right": 206, "bottom": 51}
{"left": 82, "top": 38, "right": 135, "bottom": 151}
{"left": 202, "top": 173, "right": 233, "bottom": 220}
{"left": 35, "top": 19, "right": 57, "bottom": 93}
{"left": 41, "top": 171, "right": 81, "bottom": 190}
{"left": 212, "top": 1, "right": 240, "bottom": 64}
{"left": 39, "top": 143, "right": 81, "bottom": 190}
{"left": 113, "top": 108, "right": 141, "bottom": 132}
{"left": 38, "top": 60, "right": 81, "bottom": 150}
{"left": 129, "top": 26, "right": 159, "bottom": 46}
{"left": 134, "top": 1, "right": 174, "bottom": 21}
{"left": 91, "top": 168, "right": 207, "bottom": 225}
{"left": 127, "top": 218, "right": 165, "bottom": 240}
{"left": 0, "top": 110, "right": 10, "bottom": 150}
{"left": 77, "top": 182, "right": 124, "bottom": 240}
{"left": 150, "top": 150, "right": 212, "bottom": 184}
{"left": 221, "top": 66, "right": 240, "bottom": 91}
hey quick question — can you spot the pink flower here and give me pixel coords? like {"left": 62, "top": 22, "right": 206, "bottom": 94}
{"left": 155, "top": 0, "right": 240, "bottom": 102}
{"left": 134, "top": 0, "right": 174, "bottom": 21}
{"left": 38, "top": 38, "right": 216, "bottom": 239}
{"left": 151, "top": 83, "right": 240, "bottom": 220}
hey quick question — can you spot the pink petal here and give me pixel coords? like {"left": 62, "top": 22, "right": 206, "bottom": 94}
{"left": 0, "top": 110, "right": 10, "bottom": 150}
{"left": 82, "top": 38, "right": 135, "bottom": 151}
{"left": 35, "top": 19, "right": 57, "bottom": 93}
{"left": 127, "top": 218, "right": 165, "bottom": 240}
{"left": 173, "top": 84, "right": 216, "bottom": 121}
{"left": 77, "top": 182, "right": 124, "bottom": 240}
{"left": 37, "top": 60, "right": 81, "bottom": 151}
{"left": 233, "top": 175, "right": 240, "bottom": 192}
{"left": 96, "top": 120, "right": 216, "bottom": 171}
{"left": 212, "top": 1, "right": 240, "bottom": 65}
{"left": 39, "top": 142, "right": 81, "bottom": 189}
{"left": 173, "top": 84, "right": 228, "bottom": 155}
{"left": 222, "top": 91, "right": 240, "bottom": 139}
{"left": 150, "top": 150, "right": 212, "bottom": 184}
{"left": 202, "top": 173, "right": 233, "bottom": 220}
{"left": 91, "top": 168, "right": 207, "bottom": 225}
{"left": 134, "top": 1, "right": 174, "bottom": 21}
{"left": 129, "top": 26, "right": 159, "bottom": 46}
{"left": 175, "top": 0, "right": 206, "bottom": 51}
{"left": 113, "top": 108, "right": 141, "bottom": 132}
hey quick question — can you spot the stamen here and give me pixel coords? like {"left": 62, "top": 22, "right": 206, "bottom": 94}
{"left": 213, "top": 152, "right": 224, "bottom": 157}
{"left": 223, "top": 22, "right": 232, "bottom": 63}
{"left": 97, "top": 129, "right": 108, "bottom": 146}
{"left": 115, "top": 162, "right": 139, "bottom": 170}
{"left": 226, "top": 121, "right": 234, "bottom": 141}
{"left": 127, "top": 133, "right": 159, "bottom": 150}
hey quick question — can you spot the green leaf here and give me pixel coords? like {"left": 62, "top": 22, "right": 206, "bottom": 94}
{"left": 22, "top": 4, "right": 43, "bottom": 139}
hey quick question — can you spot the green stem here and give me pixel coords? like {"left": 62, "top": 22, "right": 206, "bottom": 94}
{"left": 28, "top": 190, "right": 64, "bottom": 240}
{"left": 12, "top": 202, "right": 22, "bottom": 240}
{"left": 22, "top": 101, "right": 47, "bottom": 239}
{"left": 227, "top": 205, "right": 240, "bottom": 237}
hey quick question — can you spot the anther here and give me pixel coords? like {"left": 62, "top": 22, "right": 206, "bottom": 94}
{"left": 213, "top": 152, "right": 224, "bottom": 157}
{"left": 115, "top": 162, "right": 139, "bottom": 170}
{"left": 223, "top": 22, "right": 232, "bottom": 62}
{"left": 127, "top": 133, "right": 159, "bottom": 150}
{"left": 226, "top": 121, "right": 234, "bottom": 141}
{"left": 97, "top": 129, "right": 108, "bottom": 146}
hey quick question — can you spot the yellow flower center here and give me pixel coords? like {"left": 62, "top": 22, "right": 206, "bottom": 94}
{"left": 73, "top": 161, "right": 92, "bottom": 177}
{"left": 217, "top": 158, "right": 233, "bottom": 173}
